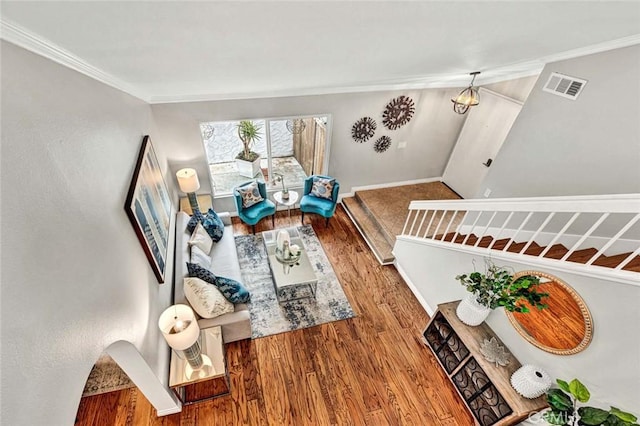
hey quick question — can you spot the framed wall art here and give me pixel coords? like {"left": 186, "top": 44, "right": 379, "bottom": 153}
{"left": 125, "top": 135, "right": 172, "bottom": 283}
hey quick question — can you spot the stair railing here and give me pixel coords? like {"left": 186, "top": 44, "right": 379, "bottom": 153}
{"left": 398, "top": 194, "right": 640, "bottom": 284}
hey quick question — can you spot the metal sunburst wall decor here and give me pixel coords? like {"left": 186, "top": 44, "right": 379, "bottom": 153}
{"left": 382, "top": 95, "right": 415, "bottom": 130}
{"left": 374, "top": 136, "right": 391, "bottom": 153}
{"left": 351, "top": 117, "right": 377, "bottom": 143}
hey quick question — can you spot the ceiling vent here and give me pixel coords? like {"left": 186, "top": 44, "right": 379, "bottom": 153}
{"left": 542, "top": 72, "right": 587, "bottom": 100}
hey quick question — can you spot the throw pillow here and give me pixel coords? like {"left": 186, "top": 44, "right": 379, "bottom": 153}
{"left": 187, "top": 222, "right": 213, "bottom": 254}
{"left": 202, "top": 208, "right": 224, "bottom": 242}
{"left": 310, "top": 177, "right": 335, "bottom": 200}
{"left": 187, "top": 209, "right": 224, "bottom": 242}
{"left": 186, "top": 209, "right": 206, "bottom": 233}
{"left": 184, "top": 277, "right": 234, "bottom": 319}
{"left": 187, "top": 263, "right": 251, "bottom": 304}
{"left": 237, "top": 181, "right": 264, "bottom": 208}
{"left": 190, "top": 245, "right": 212, "bottom": 269}
{"left": 215, "top": 276, "right": 251, "bottom": 304}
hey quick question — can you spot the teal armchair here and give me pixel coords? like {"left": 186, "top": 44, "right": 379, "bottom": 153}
{"left": 300, "top": 175, "right": 340, "bottom": 227}
{"left": 233, "top": 180, "right": 276, "bottom": 234}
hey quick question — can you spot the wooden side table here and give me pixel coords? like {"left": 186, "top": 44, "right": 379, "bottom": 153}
{"left": 179, "top": 194, "right": 213, "bottom": 215}
{"left": 169, "top": 326, "right": 230, "bottom": 404}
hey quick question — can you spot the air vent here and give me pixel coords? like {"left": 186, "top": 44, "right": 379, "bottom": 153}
{"left": 542, "top": 72, "right": 587, "bottom": 100}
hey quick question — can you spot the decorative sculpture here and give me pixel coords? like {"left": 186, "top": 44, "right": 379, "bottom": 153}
{"left": 351, "top": 117, "right": 377, "bottom": 143}
{"left": 382, "top": 95, "right": 415, "bottom": 130}
{"left": 480, "top": 337, "right": 510, "bottom": 367}
{"left": 374, "top": 136, "right": 391, "bottom": 153}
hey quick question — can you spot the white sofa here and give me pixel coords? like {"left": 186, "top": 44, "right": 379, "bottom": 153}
{"left": 174, "top": 211, "right": 252, "bottom": 343}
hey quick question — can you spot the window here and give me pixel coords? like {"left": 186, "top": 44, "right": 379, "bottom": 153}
{"left": 200, "top": 116, "right": 330, "bottom": 197}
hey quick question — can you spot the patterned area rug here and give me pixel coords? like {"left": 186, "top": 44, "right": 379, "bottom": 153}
{"left": 82, "top": 354, "right": 135, "bottom": 397}
{"left": 235, "top": 225, "right": 355, "bottom": 338}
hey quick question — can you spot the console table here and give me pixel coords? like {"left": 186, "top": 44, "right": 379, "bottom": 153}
{"left": 422, "top": 301, "right": 547, "bottom": 426}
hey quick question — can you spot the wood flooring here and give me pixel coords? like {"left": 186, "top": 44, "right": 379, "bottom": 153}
{"left": 75, "top": 206, "right": 473, "bottom": 426}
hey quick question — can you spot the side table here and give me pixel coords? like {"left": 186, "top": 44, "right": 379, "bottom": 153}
{"left": 179, "top": 194, "right": 213, "bottom": 215}
{"left": 169, "top": 326, "right": 230, "bottom": 404}
{"left": 273, "top": 190, "right": 299, "bottom": 223}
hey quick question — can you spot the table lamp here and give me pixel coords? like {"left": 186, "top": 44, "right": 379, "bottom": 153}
{"left": 176, "top": 168, "right": 200, "bottom": 213}
{"left": 159, "top": 304, "right": 212, "bottom": 379}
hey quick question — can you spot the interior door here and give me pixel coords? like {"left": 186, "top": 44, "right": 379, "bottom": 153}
{"left": 443, "top": 88, "right": 523, "bottom": 199}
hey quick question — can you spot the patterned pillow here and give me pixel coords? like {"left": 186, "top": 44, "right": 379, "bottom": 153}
{"left": 184, "top": 277, "right": 234, "bottom": 319}
{"left": 187, "top": 222, "right": 213, "bottom": 254}
{"left": 187, "top": 209, "right": 224, "bottom": 242}
{"left": 237, "top": 181, "right": 264, "bottom": 208}
{"left": 187, "top": 263, "right": 251, "bottom": 304}
{"left": 310, "top": 177, "right": 335, "bottom": 200}
{"left": 215, "top": 276, "right": 251, "bottom": 304}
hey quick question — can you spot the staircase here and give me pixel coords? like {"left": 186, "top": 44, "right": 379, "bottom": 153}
{"left": 397, "top": 194, "right": 640, "bottom": 285}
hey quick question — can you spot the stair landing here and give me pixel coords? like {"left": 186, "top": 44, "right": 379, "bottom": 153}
{"left": 342, "top": 182, "right": 461, "bottom": 264}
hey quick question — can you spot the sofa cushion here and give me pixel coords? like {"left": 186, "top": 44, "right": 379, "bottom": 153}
{"left": 184, "top": 277, "right": 234, "bottom": 319}
{"left": 188, "top": 222, "right": 213, "bottom": 253}
{"left": 310, "top": 176, "right": 335, "bottom": 200}
{"left": 187, "top": 209, "right": 224, "bottom": 242}
{"left": 187, "top": 262, "right": 250, "bottom": 304}
{"left": 237, "top": 181, "right": 263, "bottom": 208}
{"left": 190, "top": 245, "right": 212, "bottom": 269}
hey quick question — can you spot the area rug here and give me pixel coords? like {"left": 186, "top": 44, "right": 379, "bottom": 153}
{"left": 235, "top": 225, "right": 356, "bottom": 338}
{"left": 82, "top": 354, "right": 135, "bottom": 397}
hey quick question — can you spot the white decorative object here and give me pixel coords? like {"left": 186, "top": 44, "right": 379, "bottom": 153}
{"left": 480, "top": 337, "right": 510, "bottom": 367}
{"left": 510, "top": 365, "right": 553, "bottom": 399}
{"left": 276, "top": 229, "right": 290, "bottom": 252}
{"left": 456, "top": 294, "right": 491, "bottom": 326}
{"left": 183, "top": 277, "right": 234, "bottom": 319}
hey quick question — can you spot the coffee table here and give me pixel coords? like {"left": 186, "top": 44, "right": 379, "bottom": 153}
{"left": 263, "top": 227, "right": 318, "bottom": 302}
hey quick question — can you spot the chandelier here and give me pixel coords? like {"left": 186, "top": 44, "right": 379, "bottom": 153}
{"left": 451, "top": 71, "right": 481, "bottom": 114}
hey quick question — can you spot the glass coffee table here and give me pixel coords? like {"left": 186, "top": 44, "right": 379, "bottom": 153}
{"left": 263, "top": 227, "right": 318, "bottom": 302}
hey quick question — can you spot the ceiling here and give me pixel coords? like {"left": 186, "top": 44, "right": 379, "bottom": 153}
{"left": 2, "top": 1, "right": 639, "bottom": 103}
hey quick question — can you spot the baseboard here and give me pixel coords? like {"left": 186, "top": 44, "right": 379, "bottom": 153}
{"left": 339, "top": 176, "right": 442, "bottom": 200}
{"left": 393, "top": 259, "right": 435, "bottom": 316}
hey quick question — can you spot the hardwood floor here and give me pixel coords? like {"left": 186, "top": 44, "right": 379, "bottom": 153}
{"left": 75, "top": 206, "right": 473, "bottom": 426}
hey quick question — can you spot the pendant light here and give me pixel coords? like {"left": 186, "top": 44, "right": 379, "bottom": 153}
{"left": 452, "top": 71, "right": 481, "bottom": 114}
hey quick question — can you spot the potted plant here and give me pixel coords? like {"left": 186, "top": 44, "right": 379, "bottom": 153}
{"left": 455, "top": 260, "right": 549, "bottom": 326}
{"left": 236, "top": 120, "right": 262, "bottom": 178}
{"left": 543, "top": 378, "right": 637, "bottom": 425}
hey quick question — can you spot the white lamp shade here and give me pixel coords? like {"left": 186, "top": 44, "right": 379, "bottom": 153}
{"left": 158, "top": 304, "right": 200, "bottom": 351}
{"left": 176, "top": 168, "right": 200, "bottom": 193}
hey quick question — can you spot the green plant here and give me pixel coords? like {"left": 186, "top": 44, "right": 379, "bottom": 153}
{"left": 545, "top": 378, "right": 638, "bottom": 426}
{"left": 236, "top": 120, "right": 262, "bottom": 161}
{"left": 455, "top": 260, "right": 549, "bottom": 312}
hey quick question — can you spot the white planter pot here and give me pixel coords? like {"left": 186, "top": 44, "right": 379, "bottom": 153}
{"left": 236, "top": 157, "right": 261, "bottom": 178}
{"left": 456, "top": 295, "right": 492, "bottom": 326}
{"left": 510, "top": 365, "right": 552, "bottom": 399}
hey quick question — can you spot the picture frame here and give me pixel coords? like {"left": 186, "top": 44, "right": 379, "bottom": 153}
{"left": 125, "top": 136, "right": 172, "bottom": 283}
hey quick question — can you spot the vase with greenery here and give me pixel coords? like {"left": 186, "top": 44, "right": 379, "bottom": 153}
{"left": 236, "top": 120, "right": 262, "bottom": 162}
{"left": 455, "top": 259, "right": 549, "bottom": 325}
{"left": 544, "top": 378, "right": 637, "bottom": 425}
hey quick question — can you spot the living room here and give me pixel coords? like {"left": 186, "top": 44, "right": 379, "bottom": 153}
{"left": 2, "top": 2, "right": 639, "bottom": 426}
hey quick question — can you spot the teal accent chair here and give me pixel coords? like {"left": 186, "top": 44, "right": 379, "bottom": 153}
{"left": 233, "top": 180, "right": 276, "bottom": 234}
{"left": 300, "top": 175, "right": 340, "bottom": 227}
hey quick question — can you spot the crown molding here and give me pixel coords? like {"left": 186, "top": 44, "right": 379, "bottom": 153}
{"left": 2, "top": 15, "right": 638, "bottom": 105}
{"left": 0, "top": 18, "right": 150, "bottom": 102}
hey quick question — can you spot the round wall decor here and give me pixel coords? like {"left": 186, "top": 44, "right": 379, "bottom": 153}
{"left": 374, "top": 136, "right": 391, "bottom": 153}
{"left": 382, "top": 95, "right": 415, "bottom": 130}
{"left": 351, "top": 117, "right": 377, "bottom": 143}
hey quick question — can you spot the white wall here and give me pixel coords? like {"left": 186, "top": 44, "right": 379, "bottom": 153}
{"left": 1, "top": 42, "right": 176, "bottom": 425}
{"left": 480, "top": 45, "right": 640, "bottom": 198}
{"left": 151, "top": 88, "right": 468, "bottom": 211}
{"left": 394, "top": 239, "right": 640, "bottom": 414}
